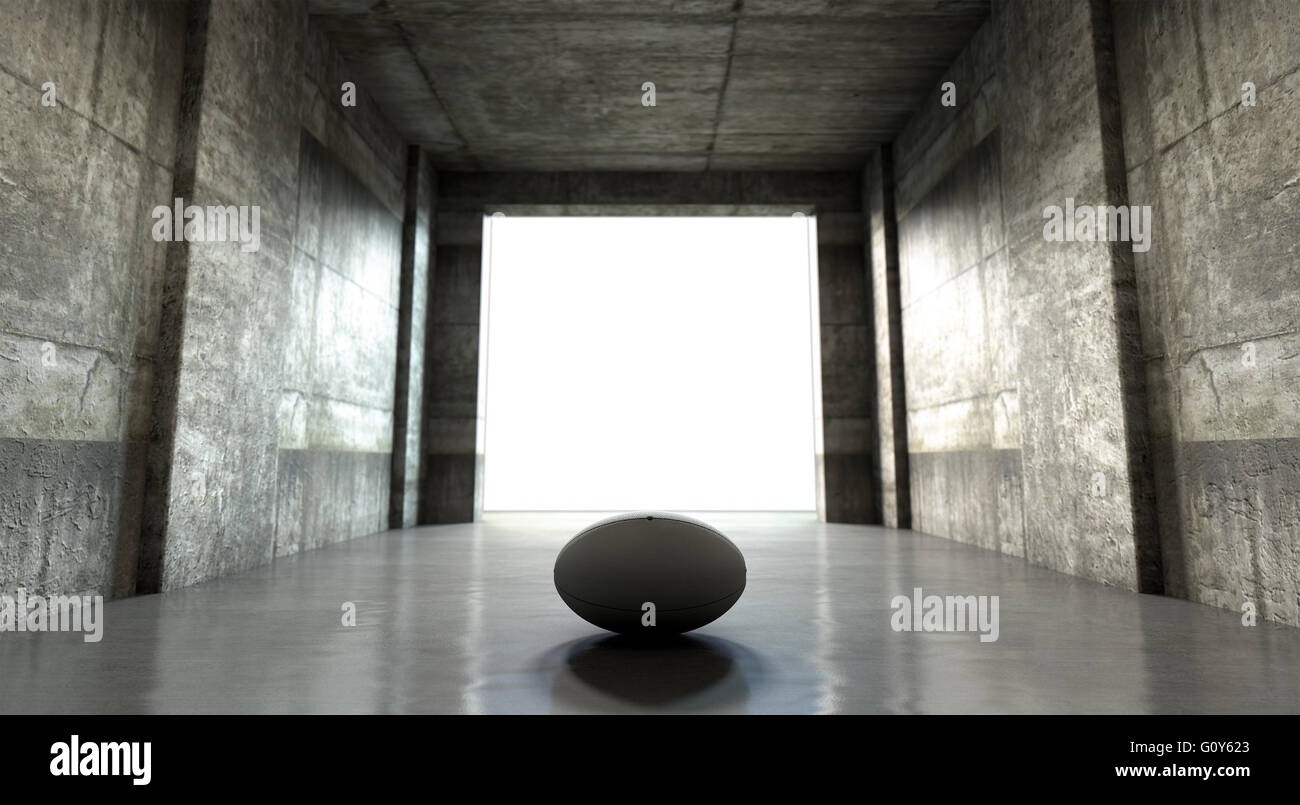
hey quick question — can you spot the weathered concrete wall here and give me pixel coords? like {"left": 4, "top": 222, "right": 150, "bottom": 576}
{"left": 890, "top": 19, "right": 1024, "bottom": 557}
{"left": 2, "top": 1, "right": 416, "bottom": 597}
{"left": 0, "top": 0, "right": 186, "bottom": 598}
{"left": 819, "top": 207, "right": 880, "bottom": 525}
{"left": 276, "top": 18, "right": 407, "bottom": 555}
{"left": 1113, "top": 0, "right": 1300, "bottom": 624}
{"left": 421, "top": 210, "right": 481, "bottom": 525}
{"left": 898, "top": 132, "right": 1023, "bottom": 555}
{"left": 886, "top": 0, "right": 1161, "bottom": 590}
{"left": 431, "top": 172, "right": 873, "bottom": 523}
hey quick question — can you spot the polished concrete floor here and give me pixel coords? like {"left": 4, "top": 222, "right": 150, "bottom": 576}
{"left": 3, "top": 512, "right": 1300, "bottom": 714}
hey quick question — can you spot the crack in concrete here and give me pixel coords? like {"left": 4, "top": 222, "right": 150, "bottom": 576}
{"left": 1266, "top": 174, "right": 1299, "bottom": 201}
{"left": 1199, "top": 354, "right": 1222, "bottom": 413}
{"left": 78, "top": 354, "right": 102, "bottom": 415}
{"left": 704, "top": 0, "right": 743, "bottom": 171}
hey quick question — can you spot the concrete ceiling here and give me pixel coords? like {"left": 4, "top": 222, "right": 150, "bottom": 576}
{"left": 309, "top": 0, "right": 990, "bottom": 171}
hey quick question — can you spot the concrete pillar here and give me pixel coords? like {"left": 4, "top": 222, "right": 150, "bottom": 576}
{"left": 865, "top": 146, "right": 911, "bottom": 529}
{"left": 390, "top": 148, "right": 435, "bottom": 528}
{"left": 997, "top": 0, "right": 1159, "bottom": 591}
{"left": 140, "top": 0, "right": 306, "bottom": 592}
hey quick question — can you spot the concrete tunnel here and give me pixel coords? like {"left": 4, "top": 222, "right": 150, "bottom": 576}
{"left": 1, "top": 0, "right": 1299, "bottom": 753}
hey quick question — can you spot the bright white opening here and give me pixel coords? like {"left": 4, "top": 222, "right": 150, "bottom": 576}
{"left": 480, "top": 215, "right": 819, "bottom": 512}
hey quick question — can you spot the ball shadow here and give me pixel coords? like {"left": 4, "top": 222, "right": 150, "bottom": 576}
{"left": 548, "top": 632, "right": 758, "bottom": 711}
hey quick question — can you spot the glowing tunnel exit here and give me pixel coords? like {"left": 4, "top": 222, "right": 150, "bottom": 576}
{"left": 479, "top": 215, "right": 822, "bottom": 512}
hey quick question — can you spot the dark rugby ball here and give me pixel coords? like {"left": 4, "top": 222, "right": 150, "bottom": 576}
{"left": 554, "top": 512, "right": 746, "bottom": 635}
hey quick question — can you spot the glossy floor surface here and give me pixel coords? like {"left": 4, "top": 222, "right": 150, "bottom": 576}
{"left": 4, "top": 513, "right": 1299, "bottom": 714}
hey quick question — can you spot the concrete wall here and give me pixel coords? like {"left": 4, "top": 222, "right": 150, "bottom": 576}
{"left": 276, "top": 19, "right": 408, "bottom": 556}
{"left": 144, "top": 4, "right": 413, "bottom": 588}
{"left": 883, "top": 0, "right": 1160, "bottom": 590}
{"left": 430, "top": 172, "right": 875, "bottom": 524}
{"left": 0, "top": 0, "right": 186, "bottom": 598}
{"left": 888, "top": 17, "right": 1025, "bottom": 559}
{"left": 880, "top": 0, "right": 1299, "bottom": 623}
{"left": 1, "top": 1, "right": 418, "bottom": 596}
{"left": 819, "top": 199, "right": 882, "bottom": 525}
{"left": 1001, "top": 0, "right": 1160, "bottom": 593}
{"left": 1113, "top": 0, "right": 1300, "bottom": 624}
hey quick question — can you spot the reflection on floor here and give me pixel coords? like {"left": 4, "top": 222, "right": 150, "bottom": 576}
{"left": 3, "top": 512, "right": 1299, "bottom": 714}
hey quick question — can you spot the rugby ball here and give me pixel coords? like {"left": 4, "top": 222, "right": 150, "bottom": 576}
{"left": 554, "top": 512, "right": 746, "bottom": 634}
